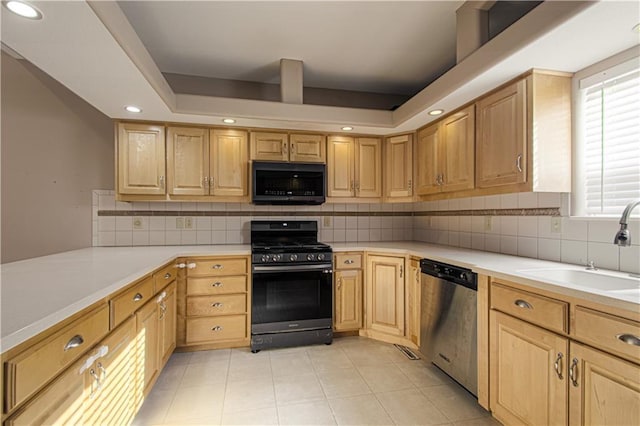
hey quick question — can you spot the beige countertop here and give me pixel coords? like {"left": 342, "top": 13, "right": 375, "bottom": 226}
{"left": 2, "top": 242, "right": 638, "bottom": 352}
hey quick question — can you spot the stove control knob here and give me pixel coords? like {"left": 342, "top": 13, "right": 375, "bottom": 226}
{"left": 261, "top": 255, "right": 269, "bottom": 263}
{"left": 307, "top": 254, "right": 315, "bottom": 261}
{"left": 317, "top": 254, "right": 325, "bottom": 261}
{"left": 274, "top": 254, "right": 282, "bottom": 262}
{"left": 290, "top": 254, "right": 298, "bottom": 261}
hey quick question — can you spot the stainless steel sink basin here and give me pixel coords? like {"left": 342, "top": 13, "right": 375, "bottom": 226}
{"left": 516, "top": 268, "right": 640, "bottom": 291}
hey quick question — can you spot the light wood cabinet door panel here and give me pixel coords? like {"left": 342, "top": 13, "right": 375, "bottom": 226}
{"left": 159, "top": 282, "right": 177, "bottom": 367}
{"left": 442, "top": 105, "right": 475, "bottom": 192}
{"left": 186, "top": 257, "right": 248, "bottom": 277}
{"left": 117, "top": 123, "right": 165, "bottom": 195}
{"left": 416, "top": 124, "right": 440, "bottom": 195}
{"left": 186, "top": 315, "right": 248, "bottom": 344}
{"left": 210, "top": 129, "right": 248, "bottom": 197}
{"left": 407, "top": 259, "right": 421, "bottom": 346}
{"left": 366, "top": 255, "right": 405, "bottom": 336}
{"left": 136, "top": 299, "right": 160, "bottom": 396}
{"left": 187, "top": 275, "right": 248, "bottom": 296}
{"left": 167, "top": 127, "right": 209, "bottom": 196}
{"left": 335, "top": 253, "right": 363, "bottom": 270}
{"left": 250, "top": 132, "right": 289, "bottom": 161}
{"left": 385, "top": 134, "right": 413, "bottom": 198}
{"left": 476, "top": 80, "right": 527, "bottom": 188}
{"left": 490, "top": 311, "right": 568, "bottom": 426}
{"left": 569, "top": 342, "right": 640, "bottom": 426}
{"left": 290, "top": 134, "right": 326, "bottom": 163}
{"left": 335, "top": 270, "right": 363, "bottom": 331}
{"left": 327, "top": 136, "right": 355, "bottom": 197}
{"left": 187, "top": 294, "right": 247, "bottom": 317}
{"left": 355, "top": 137, "right": 382, "bottom": 198}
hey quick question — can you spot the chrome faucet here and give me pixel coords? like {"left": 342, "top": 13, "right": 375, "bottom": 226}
{"left": 613, "top": 200, "right": 640, "bottom": 246}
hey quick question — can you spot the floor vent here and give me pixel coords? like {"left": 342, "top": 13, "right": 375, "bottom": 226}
{"left": 394, "top": 344, "right": 421, "bottom": 360}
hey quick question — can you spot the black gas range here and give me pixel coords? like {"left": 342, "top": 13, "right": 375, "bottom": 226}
{"left": 250, "top": 220, "right": 333, "bottom": 352}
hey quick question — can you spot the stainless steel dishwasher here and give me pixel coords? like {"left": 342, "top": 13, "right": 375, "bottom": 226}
{"left": 419, "top": 258, "right": 478, "bottom": 396}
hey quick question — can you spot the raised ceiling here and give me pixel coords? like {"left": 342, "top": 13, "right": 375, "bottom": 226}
{"left": 118, "top": 1, "right": 464, "bottom": 96}
{"left": 1, "top": 1, "right": 639, "bottom": 134}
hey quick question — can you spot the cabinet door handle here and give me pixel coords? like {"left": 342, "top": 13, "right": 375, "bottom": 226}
{"left": 211, "top": 326, "right": 223, "bottom": 332}
{"left": 516, "top": 154, "right": 523, "bottom": 173}
{"left": 569, "top": 358, "right": 579, "bottom": 387}
{"left": 211, "top": 281, "right": 223, "bottom": 287}
{"left": 164, "top": 272, "right": 172, "bottom": 279}
{"left": 337, "top": 277, "right": 342, "bottom": 290}
{"left": 204, "top": 176, "right": 209, "bottom": 187}
{"left": 133, "top": 293, "right": 144, "bottom": 302}
{"left": 408, "top": 179, "right": 412, "bottom": 189}
{"left": 159, "top": 175, "right": 165, "bottom": 189}
{"left": 350, "top": 180, "right": 354, "bottom": 191}
{"left": 344, "top": 259, "right": 354, "bottom": 264}
{"left": 211, "top": 302, "right": 223, "bottom": 308}
{"left": 212, "top": 264, "right": 223, "bottom": 270}
{"left": 616, "top": 333, "right": 640, "bottom": 347}
{"left": 514, "top": 299, "right": 533, "bottom": 309}
{"left": 400, "top": 265, "right": 403, "bottom": 278}
{"left": 290, "top": 142, "right": 295, "bottom": 153}
{"left": 64, "top": 334, "right": 84, "bottom": 351}
{"left": 553, "top": 352, "right": 563, "bottom": 379}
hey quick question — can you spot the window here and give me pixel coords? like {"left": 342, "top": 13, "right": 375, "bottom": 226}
{"left": 576, "top": 57, "right": 640, "bottom": 217}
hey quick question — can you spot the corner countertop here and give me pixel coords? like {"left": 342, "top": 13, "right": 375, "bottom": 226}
{"left": 2, "top": 242, "right": 638, "bottom": 353}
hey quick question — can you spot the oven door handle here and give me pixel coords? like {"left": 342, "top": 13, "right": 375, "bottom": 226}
{"left": 252, "top": 264, "right": 333, "bottom": 273}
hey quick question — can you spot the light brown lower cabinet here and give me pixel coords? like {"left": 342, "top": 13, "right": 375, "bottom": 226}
{"left": 334, "top": 269, "right": 363, "bottom": 331}
{"left": 569, "top": 342, "right": 640, "bottom": 426}
{"left": 136, "top": 298, "right": 161, "bottom": 397}
{"left": 6, "top": 317, "right": 137, "bottom": 426}
{"left": 490, "top": 311, "right": 568, "bottom": 426}
{"left": 406, "top": 258, "right": 421, "bottom": 346}
{"left": 366, "top": 254, "right": 405, "bottom": 337}
{"left": 159, "top": 281, "right": 177, "bottom": 368}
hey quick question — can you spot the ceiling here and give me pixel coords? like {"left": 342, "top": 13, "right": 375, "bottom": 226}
{"left": 1, "top": 1, "right": 639, "bottom": 134}
{"left": 118, "top": 1, "right": 463, "bottom": 96}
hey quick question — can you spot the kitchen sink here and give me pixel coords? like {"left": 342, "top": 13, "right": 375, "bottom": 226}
{"left": 516, "top": 268, "right": 640, "bottom": 291}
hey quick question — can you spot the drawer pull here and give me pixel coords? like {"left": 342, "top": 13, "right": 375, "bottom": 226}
{"left": 212, "top": 282, "right": 223, "bottom": 287}
{"left": 344, "top": 259, "right": 354, "bottom": 264}
{"left": 616, "top": 333, "right": 640, "bottom": 347}
{"left": 212, "top": 326, "right": 223, "bottom": 332}
{"left": 64, "top": 334, "right": 84, "bottom": 351}
{"left": 211, "top": 302, "right": 223, "bottom": 308}
{"left": 212, "top": 264, "right": 223, "bottom": 270}
{"left": 514, "top": 299, "right": 533, "bottom": 309}
{"left": 569, "top": 358, "right": 579, "bottom": 387}
{"left": 133, "top": 293, "right": 144, "bottom": 302}
{"left": 553, "top": 352, "right": 563, "bottom": 379}
{"left": 164, "top": 273, "right": 172, "bottom": 279}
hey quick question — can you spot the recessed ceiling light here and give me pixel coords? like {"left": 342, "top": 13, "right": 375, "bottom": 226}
{"left": 222, "top": 118, "right": 236, "bottom": 124}
{"left": 428, "top": 109, "right": 444, "bottom": 116}
{"left": 341, "top": 126, "right": 353, "bottom": 131}
{"left": 124, "top": 105, "right": 142, "bottom": 113}
{"left": 5, "top": 1, "right": 42, "bottom": 19}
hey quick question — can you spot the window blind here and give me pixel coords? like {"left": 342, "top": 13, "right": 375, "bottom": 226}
{"left": 583, "top": 68, "right": 640, "bottom": 216}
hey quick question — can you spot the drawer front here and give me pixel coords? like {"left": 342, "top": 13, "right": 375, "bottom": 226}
{"left": 491, "top": 282, "right": 568, "bottom": 334}
{"left": 154, "top": 263, "right": 177, "bottom": 292}
{"left": 187, "top": 258, "right": 248, "bottom": 277}
{"left": 5, "top": 304, "right": 109, "bottom": 411}
{"left": 187, "top": 275, "right": 248, "bottom": 296}
{"left": 574, "top": 306, "right": 640, "bottom": 362}
{"left": 110, "top": 276, "right": 155, "bottom": 327}
{"left": 335, "top": 253, "right": 363, "bottom": 270}
{"left": 187, "top": 294, "right": 247, "bottom": 317}
{"left": 186, "top": 315, "right": 248, "bottom": 344}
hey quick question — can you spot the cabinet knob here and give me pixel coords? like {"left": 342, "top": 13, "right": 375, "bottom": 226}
{"left": 63, "top": 334, "right": 84, "bottom": 351}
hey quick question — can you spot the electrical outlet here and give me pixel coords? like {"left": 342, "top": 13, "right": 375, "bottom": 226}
{"left": 133, "top": 217, "right": 143, "bottom": 230}
{"left": 185, "top": 217, "right": 193, "bottom": 229}
{"left": 176, "top": 217, "right": 184, "bottom": 229}
{"left": 484, "top": 216, "right": 492, "bottom": 231}
{"left": 323, "top": 216, "right": 332, "bottom": 227}
{"left": 551, "top": 217, "right": 562, "bottom": 233}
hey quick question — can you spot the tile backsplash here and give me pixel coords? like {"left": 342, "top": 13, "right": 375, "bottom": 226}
{"left": 92, "top": 190, "right": 639, "bottom": 274}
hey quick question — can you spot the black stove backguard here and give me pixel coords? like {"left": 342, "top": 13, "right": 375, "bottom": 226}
{"left": 250, "top": 220, "right": 333, "bottom": 352}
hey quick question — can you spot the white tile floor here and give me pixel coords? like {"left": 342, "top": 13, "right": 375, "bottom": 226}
{"left": 133, "top": 337, "right": 501, "bottom": 426}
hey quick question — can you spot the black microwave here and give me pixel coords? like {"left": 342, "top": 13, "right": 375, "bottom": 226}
{"left": 252, "top": 161, "right": 326, "bottom": 205}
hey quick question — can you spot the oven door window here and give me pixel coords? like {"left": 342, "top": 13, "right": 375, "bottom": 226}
{"left": 252, "top": 270, "right": 332, "bottom": 324}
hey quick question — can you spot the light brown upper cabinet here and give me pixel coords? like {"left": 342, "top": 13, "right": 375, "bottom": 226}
{"left": 250, "top": 132, "right": 325, "bottom": 163}
{"left": 384, "top": 134, "right": 413, "bottom": 200}
{"left": 117, "top": 123, "right": 166, "bottom": 195}
{"left": 327, "top": 136, "right": 382, "bottom": 199}
{"left": 476, "top": 71, "right": 571, "bottom": 192}
{"left": 416, "top": 106, "right": 475, "bottom": 195}
{"left": 166, "top": 127, "right": 248, "bottom": 198}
